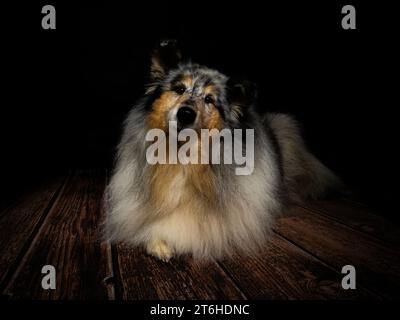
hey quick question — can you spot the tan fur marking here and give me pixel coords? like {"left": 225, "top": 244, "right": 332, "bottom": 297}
{"left": 184, "top": 165, "right": 218, "bottom": 204}
{"left": 204, "top": 85, "right": 218, "bottom": 96}
{"left": 203, "top": 86, "right": 223, "bottom": 130}
{"left": 147, "top": 91, "right": 177, "bottom": 131}
{"left": 149, "top": 164, "right": 181, "bottom": 211}
{"left": 181, "top": 75, "right": 193, "bottom": 89}
{"left": 207, "top": 108, "right": 223, "bottom": 130}
{"left": 149, "top": 163, "right": 217, "bottom": 217}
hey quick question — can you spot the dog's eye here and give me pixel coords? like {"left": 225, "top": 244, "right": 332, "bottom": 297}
{"left": 173, "top": 85, "right": 186, "bottom": 95}
{"left": 204, "top": 95, "right": 214, "bottom": 104}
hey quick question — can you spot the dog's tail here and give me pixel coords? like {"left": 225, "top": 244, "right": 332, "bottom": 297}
{"left": 265, "top": 113, "right": 344, "bottom": 203}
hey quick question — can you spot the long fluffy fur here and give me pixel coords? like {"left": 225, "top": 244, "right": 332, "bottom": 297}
{"left": 265, "top": 113, "right": 341, "bottom": 202}
{"left": 105, "top": 46, "right": 341, "bottom": 260}
{"left": 106, "top": 108, "right": 283, "bottom": 259}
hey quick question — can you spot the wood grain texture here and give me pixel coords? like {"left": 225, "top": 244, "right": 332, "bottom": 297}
{"left": 115, "top": 244, "right": 246, "bottom": 300}
{"left": 1, "top": 169, "right": 400, "bottom": 300}
{"left": 4, "top": 171, "right": 114, "bottom": 299}
{"left": 301, "top": 199, "right": 400, "bottom": 248}
{"left": 0, "top": 176, "right": 66, "bottom": 291}
{"left": 219, "top": 232, "right": 374, "bottom": 299}
{"left": 275, "top": 206, "right": 400, "bottom": 299}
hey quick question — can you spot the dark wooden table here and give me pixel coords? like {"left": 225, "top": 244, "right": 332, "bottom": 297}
{"left": 1, "top": 170, "right": 399, "bottom": 299}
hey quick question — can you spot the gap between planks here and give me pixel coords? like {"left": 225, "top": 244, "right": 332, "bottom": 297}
{"left": 0, "top": 173, "right": 70, "bottom": 295}
{"left": 297, "top": 200, "right": 400, "bottom": 249}
{"left": 272, "top": 229, "right": 381, "bottom": 299}
{"left": 3, "top": 170, "right": 116, "bottom": 299}
{"left": 274, "top": 205, "right": 400, "bottom": 299}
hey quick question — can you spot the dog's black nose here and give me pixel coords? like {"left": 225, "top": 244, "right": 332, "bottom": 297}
{"left": 177, "top": 106, "right": 197, "bottom": 126}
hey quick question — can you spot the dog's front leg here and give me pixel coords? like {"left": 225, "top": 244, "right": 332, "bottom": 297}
{"left": 146, "top": 239, "right": 174, "bottom": 262}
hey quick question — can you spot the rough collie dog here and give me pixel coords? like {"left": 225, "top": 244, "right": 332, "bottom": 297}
{"left": 106, "top": 40, "right": 340, "bottom": 261}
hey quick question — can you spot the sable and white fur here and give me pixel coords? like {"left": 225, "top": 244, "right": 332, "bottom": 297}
{"left": 105, "top": 40, "right": 340, "bottom": 261}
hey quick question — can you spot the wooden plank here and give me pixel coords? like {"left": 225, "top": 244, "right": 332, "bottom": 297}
{"left": 301, "top": 199, "right": 400, "bottom": 248}
{"left": 115, "top": 244, "right": 246, "bottom": 299}
{"left": 0, "top": 176, "right": 66, "bottom": 291}
{"left": 4, "top": 170, "right": 114, "bottom": 299}
{"left": 275, "top": 206, "right": 400, "bottom": 299}
{"left": 218, "top": 233, "right": 374, "bottom": 299}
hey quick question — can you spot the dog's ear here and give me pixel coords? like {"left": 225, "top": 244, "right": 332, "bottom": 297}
{"left": 150, "top": 39, "right": 182, "bottom": 82}
{"left": 227, "top": 78, "right": 258, "bottom": 108}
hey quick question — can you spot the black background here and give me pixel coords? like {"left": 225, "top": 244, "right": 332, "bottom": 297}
{"left": 1, "top": 1, "right": 398, "bottom": 221}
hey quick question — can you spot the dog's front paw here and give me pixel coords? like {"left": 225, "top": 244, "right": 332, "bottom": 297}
{"left": 146, "top": 239, "right": 174, "bottom": 262}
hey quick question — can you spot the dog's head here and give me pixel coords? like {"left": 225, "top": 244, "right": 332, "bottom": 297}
{"left": 145, "top": 40, "right": 257, "bottom": 132}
